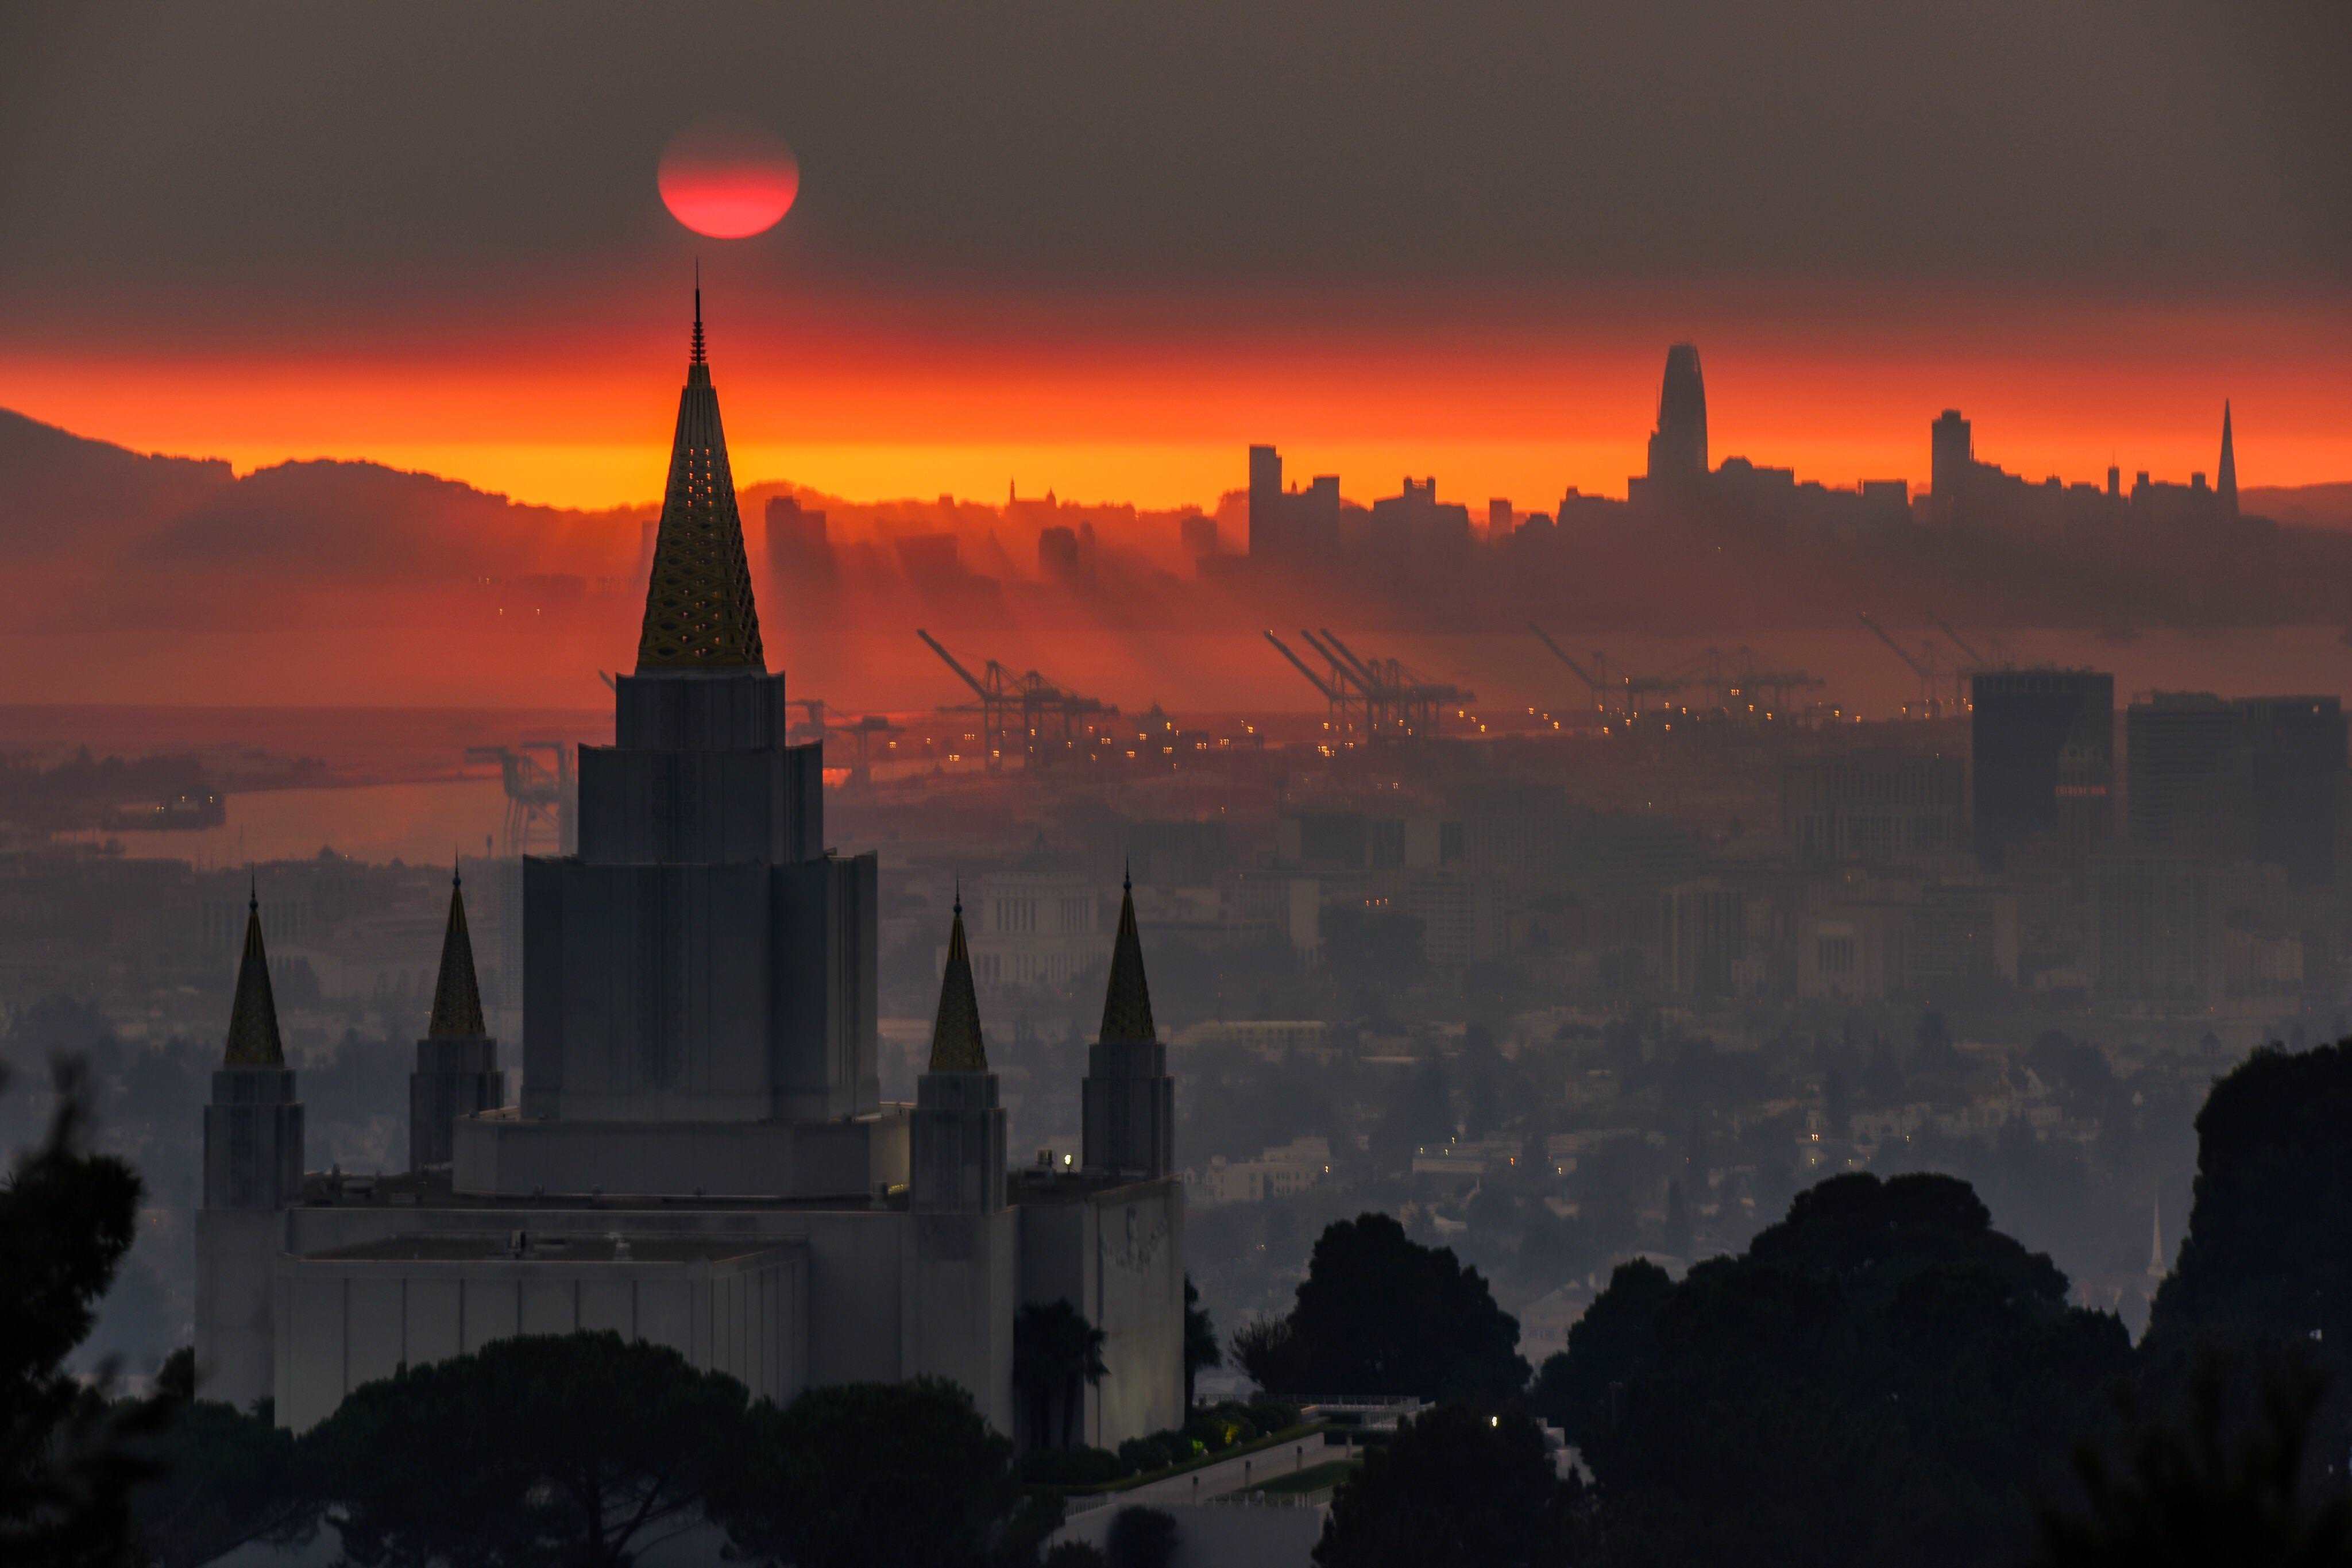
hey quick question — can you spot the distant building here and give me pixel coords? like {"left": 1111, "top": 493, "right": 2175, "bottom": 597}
{"left": 1660, "top": 878, "right": 1746, "bottom": 999}
{"left": 2218, "top": 401, "right": 2238, "bottom": 519}
{"left": 1971, "top": 669, "right": 2115, "bottom": 868}
{"left": 2127, "top": 692, "right": 2345, "bottom": 886}
{"left": 1930, "top": 410, "right": 1973, "bottom": 524}
{"left": 1782, "top": 750, "right": 1967, "bottom": 868}
{"left": 964, "top": 871, "right": 1103, "bottom": 991}
{"left": 1246, "top": 445, "right": 1341, "bottom": 563}
{"left": 1645, "top": 344, "right": 1708, "bottom": 483}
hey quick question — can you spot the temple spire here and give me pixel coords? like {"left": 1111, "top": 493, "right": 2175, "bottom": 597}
{"left": 1098, "top": 873, "right": 1157, "bottom": 1044}
{"left": 634, "top": 283, "right": 765, "bottom": 671}
{"left": 223, "top": 886, "right": 285, "bottom": 1068}
{"left": 928, "top": 897, "right": 988, "bottom": 1072}
{"left": 427, "top": 863, "right": 487, "bottom": 1038}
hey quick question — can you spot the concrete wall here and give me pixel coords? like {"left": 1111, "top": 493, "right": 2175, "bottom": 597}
{"left": 452, "top": 1107, "right": 908, "bottom": 1200}
{"left": 900, "top": 1206, "right": 1018, "bottom": 1435}
{"left": 195, "top": 1208, "right": 285, "bottom": 1411}
{"left": 1020, "top": 1179, "right": 1185, "bottom": 1449}
{"left": 280, "top": 1202, "right": 929, "bottom": 1421}
{"left": 271, "top": 1246, "right": 807, "bottom": 1432}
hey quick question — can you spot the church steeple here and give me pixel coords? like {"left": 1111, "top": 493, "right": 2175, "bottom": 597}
{"left": 2218, "top": 400, "right": 2238, "bottom": 518}
{"left": 1097, "top": 868, "right": 1157, "bottom": 1044}
{"left": 928, "top": 892, "right": 988, "bottom": 1073}
{"left": 223, "top": 884, "right": 285, "bottom": 1068}
{"left": 635, "top": 286, "right": 765, "bottom": 671}
{"left": 426, "top": 866, "right": 486, "bottom": 1039}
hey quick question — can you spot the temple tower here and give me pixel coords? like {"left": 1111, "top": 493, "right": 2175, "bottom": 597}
{"left": 195, "top": 888, "right": 304, "bottom": 1406}
{"left": 1082, "top": 872, "right": 1175, "bottom": 1180}
{"left": 902, "top": 895, "right": 1015, "bottom": 1431}
{"left": 910, "top": 895, "right": 1007, "bottom": 1212}
{"left": 408, "top": 867, "right": 503, "bottom": 1171}
{"left": 516, "top": 289, "right": 879, "bottom": 1139}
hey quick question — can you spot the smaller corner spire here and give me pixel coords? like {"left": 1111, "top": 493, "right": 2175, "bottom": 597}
{"left": 1099, "top": 875, "right": 1156, "bottom": 1044}
{"left": 427, "top": 869, "right": 487, "bottom": 1039}
{"left": 928, "top": 899, "right": 988, "bottom": 1073}
{"left": 223, "top": 892, "right": 285, "bottom": 1068}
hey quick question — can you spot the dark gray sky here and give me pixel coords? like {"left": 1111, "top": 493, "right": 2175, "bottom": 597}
{"left": 3, "top": 0, "right": 2349, "bottom": 311}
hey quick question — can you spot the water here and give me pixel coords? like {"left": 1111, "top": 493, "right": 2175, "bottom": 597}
{"left": 68, "top": 777, "right": 512, "bottom": 867}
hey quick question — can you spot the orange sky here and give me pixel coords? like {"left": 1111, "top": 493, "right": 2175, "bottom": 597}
{"left": 5, "top": 278, "right": 2349, "bottom": 513}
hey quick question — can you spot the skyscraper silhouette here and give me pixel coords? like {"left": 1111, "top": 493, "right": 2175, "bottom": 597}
{"left": 2218, "top": 401, "right": 2238, "bottom": 519}
{"left": 1645, "top": 343, "right": 1708, "bottom": 482}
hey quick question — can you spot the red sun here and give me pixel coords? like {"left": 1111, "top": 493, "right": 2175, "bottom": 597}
{"left": 659, "top": 121, "right": 800, "bottom": 239}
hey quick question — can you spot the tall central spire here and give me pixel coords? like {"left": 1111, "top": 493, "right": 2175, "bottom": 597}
{"left": 635, "top": 287, "right": 765, "bottom": 671}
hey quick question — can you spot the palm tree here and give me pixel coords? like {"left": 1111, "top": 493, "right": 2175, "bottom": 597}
{"left": 1014, "top": 1301, "right": 1107, "bottom": 1450}
{"left": 1183, "top": 1277, "right": 1221, "bottom": 1409}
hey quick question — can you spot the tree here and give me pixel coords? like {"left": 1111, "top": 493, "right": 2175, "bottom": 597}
{"left": 1563, "top": 1172, "right": 2131, "bottom": 1568}
{"left": 2145, "top": 1041, "right": 2352, "bottom": 1470}
{"left": 128, "top": 1351, "right": 314, "bottom": 1568}
{"left": 2032, "top": 1357, "right": 2352, "bottom": 1567}
{"left": 305, "top": 1331, "right": 752, "bottom": 1568}
{"left": 1104, "top": 1505, "right": 1179, "bottom": 1568}
{"left": 1183, "top": 1277, "right": 1220, "bottom": 1409}
{"left": 1314, "top": 1404, "right": 1589, "bottom": 1568}
{"left": 719, "top": 1378, "right": 1021, "bottom": 1568}
{"left": 1015, "top": 1301, "right": 1107, "bottom": 1450}
{"left": 1528, "top": 1258, "right": 1672, "bottom": 1444}
{"left": 1238, "top": 1213, "right": 1528, "bottom": 1404}
{"left": 0, "top": 1057, "right": 162, "bottom": 1566}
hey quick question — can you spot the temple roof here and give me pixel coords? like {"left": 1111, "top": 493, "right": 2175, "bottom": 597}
{"left": 635, "top": 288, "right": 766, "bottom": 672}
{"left": 1098, "top": 871, "right": 1157, "bottom": 1044}
{"left": 426, "top": 868, "right": 488, "bottom": 1039}
{"left": 223, "top": 888, "right": 285, "bottom": 1068}
{"left": 928, "top": 896, "right": 988, "bottom": 1072}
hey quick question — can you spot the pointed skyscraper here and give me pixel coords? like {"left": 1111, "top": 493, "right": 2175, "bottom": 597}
{"left": 912, "top": 893, "right": 1006, "bottom": 1212}
{"left": 410, "top": 866, "right": 504, "bottom": 1172}
{"left": 2218, "top": 401, "right": 2238, "bottom": 519}
{"left": 1082, "top": 871, "right": 1175, "bottom": 1180}
{"left": 198, "top": 883, "right": 306, "bottom": 1409}
{"left": 1644, "top": 343, "right": 1709, "bottom": 484}
{"left": 636, "top": 287, "right": 766, "bottom": 671}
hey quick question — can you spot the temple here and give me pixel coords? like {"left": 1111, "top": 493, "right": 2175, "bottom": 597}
{"left": 192, "top": 296, "right": 1184, "bottom": 1446}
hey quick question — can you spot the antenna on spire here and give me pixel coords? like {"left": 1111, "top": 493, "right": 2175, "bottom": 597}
{"left": 692, "top": 260, "right": 706, "bottom": 366}
{"left": 953, "top": 874, "right": 963, "bottom": 915}
{"left": 248, "top": 869, "right": 258, "bottom": 913}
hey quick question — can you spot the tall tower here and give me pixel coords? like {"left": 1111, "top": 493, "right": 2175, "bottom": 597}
{"left": 1644, "top": 344, "right": 1709, "bottom": 482}
{"left": 1082, "top": 872, "right": 1175, "bottom": 1180}
{"left": 1931, "top": 410, "right": 1975, "bottom": 526}
{"left": 511, "top": 289, "right": 878, "bottom": 1155}
{"left": 2218, "top": 401, "right": 2238, "bottom": 519}
{"left": 1248, "top": 444, "right": 1285, "bottom": 558}
{"left": 195, "top": 887, "right": 305, "bottom": 1407}
{"left": 911, "top": 894, "right": 1007, "bottom": 1213}
{"left": 408, "top": 866, "right": 504, "bottom": 1172}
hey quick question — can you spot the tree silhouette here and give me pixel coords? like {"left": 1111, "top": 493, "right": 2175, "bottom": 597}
{"left": 1015, "top": 1301, "right": 1107, "bottom": 1450}
{"left": 1314, "top": 1404, "right": 1590, "bottom": 1568}
{"left": 1183, "top": 1277, "right": 1220, "bottom": 1409}
{"left": 720, "top": 1377, "right": 1023, "bottom": 1568}
{"left": 305, "top": 1331, "right": 752, "bottom": 1568}
{"left": 1238, "top": 1213, "right": 1528, "bottom": 1403}
{"left": 0, "top": 1057, "right": 164, "bottom": 1565}
{"left": 2032, "top": 1357, "right": 2352, "bottom": 1567}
